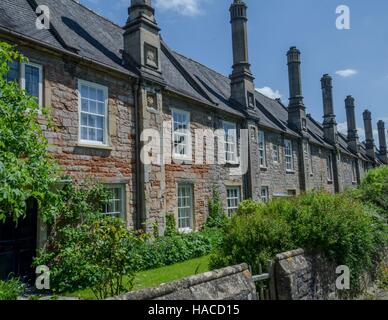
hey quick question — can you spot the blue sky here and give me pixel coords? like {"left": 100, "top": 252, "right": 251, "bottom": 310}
{"left": 83, "top": 0, "right": 388, "bottom": 142}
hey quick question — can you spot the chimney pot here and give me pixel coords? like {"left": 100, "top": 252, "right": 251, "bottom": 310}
{"left": 363, "top": 109, "right": 376, "bottom": 159}
{"left": 345, "top": 95, "right": 359, "bottom": 153}
{"left": 377, "top": 120, "right": 388, "bottom": 163}
{"left": 321, "top": 74, "right": 337, "bottom": 144}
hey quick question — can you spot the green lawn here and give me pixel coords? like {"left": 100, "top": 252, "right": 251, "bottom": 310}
{"left": 66, "top": 255, "right": 211, "bottom": 300}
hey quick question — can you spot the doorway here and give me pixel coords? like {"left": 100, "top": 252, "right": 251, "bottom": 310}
{"left": 0, "top": 198, "right": 38, "bottom": 282}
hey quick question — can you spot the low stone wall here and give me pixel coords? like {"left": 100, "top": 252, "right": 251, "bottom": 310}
{"left": 273, "top": 249, "right": 337, "bottom": 300}
{"left": 112, "top": 264, "right": 257, "bottom": 300}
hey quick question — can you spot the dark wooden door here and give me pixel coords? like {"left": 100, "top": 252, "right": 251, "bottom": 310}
{"left": 0, "top": 198, "right": 38, "bottom": 282}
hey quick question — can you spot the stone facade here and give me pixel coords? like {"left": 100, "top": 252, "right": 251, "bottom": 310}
{"left": 0, "top": 0, "right": 386, "bottom": 236}
{"left": 15, "top": 44, "right": 137, "bottom": 229}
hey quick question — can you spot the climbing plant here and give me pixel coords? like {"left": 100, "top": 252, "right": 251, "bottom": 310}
{"left": 0, "top": 41, "right": 58, "bottom": 223}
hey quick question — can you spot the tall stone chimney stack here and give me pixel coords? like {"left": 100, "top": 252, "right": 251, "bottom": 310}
{"left": 229, "top": 0, "right": 255, "bottom": 110}
{"left": 363, "top": 110, "right": 376, "bottom": 159}
{"left": 321, "top": 74, "right": 338, "bottom": 144}
{"left": 287, "top": 47, "right": 307, "bottom": 132}
{"left": 123, "top": 0, "right": 162, "bottom": 79}
{"left": 377, "top": 120, "right": 388, "bottom": 164}
{"left": 345, "top": 95, "right": 359, "bottom": 153}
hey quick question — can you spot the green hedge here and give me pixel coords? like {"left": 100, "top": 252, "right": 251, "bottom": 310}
{"left": 352, "top": 165, "right": 388, "bottom": 221}
{"left": 210, "top": 188, "right": 387, "bottom": 295}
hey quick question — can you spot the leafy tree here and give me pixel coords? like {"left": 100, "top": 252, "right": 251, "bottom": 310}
{"left": 0, "top": 42, "right": 58, "bottom": 223}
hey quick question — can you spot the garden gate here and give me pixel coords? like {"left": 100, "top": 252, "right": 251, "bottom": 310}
{"left": 251, "top": 261, "right": 277, "bottom": 300}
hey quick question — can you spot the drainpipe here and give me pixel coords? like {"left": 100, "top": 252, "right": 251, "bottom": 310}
{"left": 132, "top": 79, "right": 143, "bottom": 230}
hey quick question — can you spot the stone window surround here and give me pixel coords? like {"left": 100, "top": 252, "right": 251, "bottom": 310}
{"left": 351, "top": 159, "right": 357, "bottom": 183}
{"left": 171, "top": 108, "right": 192, "bottom": 161}
{"left": 222, "top": 120, "right": 238, "bottom": 165}
{"left": 327, "top": 154, "right": 334, "bottom": 183}
{"left": 272, "top": 142, "right": 279, "bottom": 164}
{"left": 17, "top": 61, "right": 43, "bottom": 108}
{"left": 284, "top": 139, "right": 294, "bottom": 172}
{"left": 104, "top": 184, "right": 126, "bottom": 219}
{"left": 226, "top": 186, "right": 241, "bottom": 218}
{"left": 260, "top": 186, "right": 269, "bottom": 203}
{"left": 176, "top": 183, "right": 194, "bottom": 232}
{"left": 77, "top": 79, "right": 109, "bottom": 148}
{"left": 304, "top": 141, "right": 313, "bottom": 176}
{"left": 258, "top": 130, "right": 267, "bottom": 168}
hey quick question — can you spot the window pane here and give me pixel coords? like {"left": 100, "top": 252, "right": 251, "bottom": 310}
{"left": 24, "top": 65, "right": 40, "bottom": 100}
{"left": 81, "top": 98, "right": 89, "bottom": 112}
{"left": 105, "top": 187, "right": 124, "bottom": 218}
{"left": 224, "top": 122, "right": 237, "bottom": 162}
{"left": 89, "top": 87, "right": 97, "bottom": 100}
{"left": 227, "top": 187, "right": 240, "bottom": 217}
{"left": 173, "top": 110, "right": 190, "bottom": 157}
{"left": 79, "top": 82, "right": 107, "bottom": 143}
{"left": 81, "top": 85, "right": 88, "bottom": 97}
{"left": 177, "top": 185, "right": 193, "bottom": 230}
{"left": 6, "top": 61, "right": 19, "bottom": 82}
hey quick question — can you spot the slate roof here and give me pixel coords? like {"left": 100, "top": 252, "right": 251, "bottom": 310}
{"left": 0, "top": 0, "right": 380, "bottom": 161}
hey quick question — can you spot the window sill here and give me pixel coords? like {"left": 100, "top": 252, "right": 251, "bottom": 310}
{"left": 179, "top": 228, "right": 193, "bottom": 234}
{"left": 77, "top": 143, "right": 113, "bottom": 151}
{"left": 225, "top": 161, "right": 240, "bottom": 168}
{"left": 172, "top": 156, "right": 192, "bottom": 164}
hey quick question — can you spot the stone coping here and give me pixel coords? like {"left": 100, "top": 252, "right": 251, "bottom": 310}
{"left": 111, "top": 263, "right": 250, "bottom": 300}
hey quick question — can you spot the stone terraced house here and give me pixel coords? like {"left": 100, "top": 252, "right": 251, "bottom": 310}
{"left": 1, "top": 0, "right": 387, "bottom": 241}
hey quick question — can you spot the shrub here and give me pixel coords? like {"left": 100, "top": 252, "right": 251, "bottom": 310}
{"left": 35, "top": 216, "right": 142, "bottom": 299}
{"left": 210, "top": 200, "right": 295, "bottom": 273}
{"left": 137, "top": 229, "right": 221, "bottom": 271}
{"left": 204, "top": 189, "right": 229, "bottom": 230}
{"left": 34, "top": 181, "right": 142, "bottom": 299}
{"left": 288, "top": 192, "right": 386, "bottom": 293}
{"left": 0, "top": 278, "right": 25, "bottom": 300}
{"left": 210, "top": 191, "right": 387, "bottom": 294}
{"left": 352, "top": 166, "right": 388, "bottom": 221}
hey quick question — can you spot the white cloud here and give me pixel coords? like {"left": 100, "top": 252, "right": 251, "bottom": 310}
{"left": 255, "top": 87, "right": 282, "bottom": 100}
{"left": 155, "top": 0, "right": 204, "bottom": 16}
{"left": 335, "top": 69, "right": 358, "bottom": 78}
